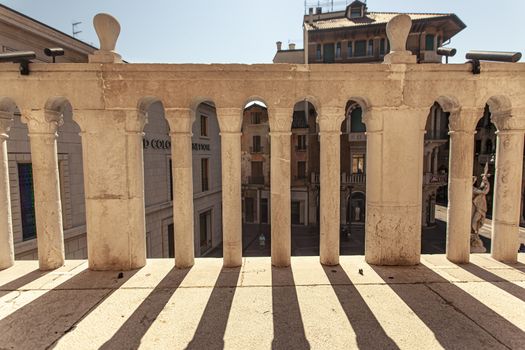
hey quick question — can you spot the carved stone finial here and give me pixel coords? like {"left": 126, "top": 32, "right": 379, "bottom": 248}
{"left": 89, "top": 13, "right": 123, "bottom": 64}
{"left": 383, "top": 14, "right": 417, "bottom": 64}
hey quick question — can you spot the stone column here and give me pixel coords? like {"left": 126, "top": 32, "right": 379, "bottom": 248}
{"left": 0, "top": 112, "right": 14, "bottom": 270}
{"left": 23, "top": 109, "right": 65, "bottom": 270}
{"left": 269, "top": 108, "right": 292, "bottom": 267}
{"left": 446, "top": 109, "right": 478, "bottom": 263}
{"left": 217, "top": 108, "right": 243, "bottom": 268}
{"left": 491, "top": 113, "right": 525, "bottom": 263}
{"left": 74, "top": 109, "right": 147, "bottom": 271}
{"left": 364, "top": 107, "right": 426, "bottom": 265}
{"left": 318, "top": 107, "right": 345, "bottom": 266}
{"left": 165, "top": 108, "right": 195, "bottom": 268}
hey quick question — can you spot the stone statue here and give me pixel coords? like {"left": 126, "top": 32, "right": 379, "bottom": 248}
{"left": 471, "top": 164, "right": 490, "bottom": 253}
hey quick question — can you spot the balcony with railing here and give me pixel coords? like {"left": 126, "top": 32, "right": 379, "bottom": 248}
{"left": 0, "top": 13, "right": 524, "bottom": 349}
{"left": 342, "top": 173, "right": 366, "bottom": 185}
{"left": 250, "top": 146, "right": 264, "bottom": 154}
{"left": 248, "top": 176, "right": 266, "bottom": 185}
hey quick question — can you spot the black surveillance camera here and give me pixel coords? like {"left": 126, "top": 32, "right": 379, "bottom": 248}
{"left": 0, "top": 51, "right": 36, "bottom": 75}
{"left": 466, "top": 50, "right": 522, "bottom": 75}
{"left": 466, "top": 50, "right": 521, "bottom": 63}
{"left": 44, "top": 48, "right": 65, "bottom": 63}
{"left": 437, "top": 47, "right": 457, "bottom": 57}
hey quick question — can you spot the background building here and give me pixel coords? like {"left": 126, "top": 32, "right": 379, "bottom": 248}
{"left": 274, "top": 0, "right": 466, "bottom": 64}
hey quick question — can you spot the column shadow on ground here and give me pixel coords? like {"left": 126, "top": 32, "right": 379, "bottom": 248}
{"left": 100, "top": 267, "right": 190, "bottom": 350}
{"left": 322, "top": 265, "right": 399, "bottom": 350}
{"left": 371, "top": 264, "right": 525, "bottom": 349}
{"left": 457, "top": 263, "right": 525, "bottom": 302}
{"left": 271, "top": 266, "right": 311, "bottom": 350}
{"left": 0, "top": 269, "right": 49, "bottom": 298}
{"left": 186, "top": 267, "right": 241, "bottom": 350}
{"left": 0, "top": 268, "right": 137, "bottom": 349}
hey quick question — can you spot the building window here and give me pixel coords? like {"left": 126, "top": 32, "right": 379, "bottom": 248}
{"left": 200, "top": 115, "right": 208, "bottom": 137}
{"left": 251, "top": 111, "right": 261, "bottom": 124}
{"left": 368, "top": 39, "right": 374, "bottom": 56}
{"left": 425, "top": 34, "right": 435, "bottom": 51}
{"left": 252, "top": 135, "right": 262, "bottom": 153}
{"left": 316, "top": 44, "right": 322, "bottom": 60}
{"left": 199, "top": 210, "right": 212, "bottom": 252}
{"left": 201, "top": 158, "right": 209, "bottom": 192}
{"left": 350, "top": 7, "right": 362, "bottom": 18}
{"left": 347, "top": 41, "right": 353, "bottom": 57}
{"left": 18, "top": 163, "right": 36, "bottom": 241}
{"left": 379, "top": 38, "right": 386, "bottom": 55}
{"left": 297, "top": 161, "right": 306, "bottom": 179}
{"left": 297, "top": 135, "right": 307, "bottom": 150}
{"left": 250, "top": 161, "right": 264, "bottom": 184}
{"left": 355, "top": 40, "right": 366, "bottom": 57}
{"left": 168, "top": 223, "right": 174, "bottom": 258}
{"left": 336, "top": 42, "right": 341, "bottom": 58}
{"left": 323, "top": 43, "right": 335, "bottom": 63}
{"left": 352, "top": 154, "right": 365, "bottom": 174}
{"left": 350, "top": 107, "right": 366, "bottom": 133}
{"left": 169, "top": 158, "right": 173, "bottom": 201}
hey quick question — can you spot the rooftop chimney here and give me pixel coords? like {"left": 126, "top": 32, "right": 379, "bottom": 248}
{"left": 289, "top": 43, "right": 296, "bottom": 50}
{"left": 276, "top": 41, "right": 282, "bottom": 51}
{"left": 308, "top": 8, "right": 314, "bottom": 25}
{"left": 316, "top": 7, "right": 322, "bottom": 14}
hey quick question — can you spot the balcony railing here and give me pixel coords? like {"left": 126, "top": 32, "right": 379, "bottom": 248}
{"left": 342, "top": 173, "right": 366, "bottom": 184}
{"left": 248, "top": 176, "right": 265, "bottom": 185}
{"left": 250, "top": 146, "right": 264, "bottom": 154}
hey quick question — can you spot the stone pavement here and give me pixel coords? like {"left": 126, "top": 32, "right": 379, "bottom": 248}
{"left": 0, "top": 255, "right": 523, "bottom": 349}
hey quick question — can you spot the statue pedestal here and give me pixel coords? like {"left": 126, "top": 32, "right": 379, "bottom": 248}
{"left": 470, "top": 234, "right": 487, "bottom": 253}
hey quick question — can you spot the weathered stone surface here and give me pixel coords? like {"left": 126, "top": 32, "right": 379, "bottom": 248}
{"left": 0, "top": 256, "right": 523, "bottom": 349}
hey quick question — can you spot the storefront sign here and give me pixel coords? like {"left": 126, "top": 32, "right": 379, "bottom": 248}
{"left": 192, "top": 143, "right": 211, "bottom": 152}
{"left": 143, "top": 138, "right": 171, "bottom": 150}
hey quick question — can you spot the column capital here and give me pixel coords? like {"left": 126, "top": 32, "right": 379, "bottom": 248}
{"left": 268, "top": 107, "right": 293, "bottom": 133}
{"left": 318, "top": 106, "right": 345, "bottom": 133}
{"left": 120, "top": 108, "right": 148, "bottom": 134}
{"left": 165, "top": 108, "right": 193, "bottom": 134}
{"left": 491, "top": 111, "right": 525, "bottom": 132}
{"left": 22, "top": 109, "right": 63, "bottom": 135}
{"left": 448, "top": 107, "right": 485, "bottom": 133}
{"left": 216, "top": 107, "right": 243, "bottom": 134}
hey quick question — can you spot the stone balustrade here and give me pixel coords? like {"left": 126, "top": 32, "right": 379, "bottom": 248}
{"left": 0, "top": 14, "right": 523, "bottom": 271}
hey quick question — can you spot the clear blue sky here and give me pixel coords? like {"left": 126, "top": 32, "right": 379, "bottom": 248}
{"left": 0, "top": 0, "right": 523, "bottom": 63}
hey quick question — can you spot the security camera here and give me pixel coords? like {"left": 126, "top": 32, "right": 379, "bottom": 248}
{"left": 466, "top": 50, "right": 521, "bottom": 63}
{"left": 437, "top": 47, "right": 457, "bottom": 57}
{"left": 466, "top": 50, "right": 522, "bottom": 75}
{"left": 44, "top": 48, "right": 65, "bottom": 63}
{"left": 0, "top": 51, "right": 36, "bottom": 63}
{"left": 437, "top": 47, "right": 457, "bottom": 64}
{"left": 0, "top": 51, "right": 36, "bottom": 75}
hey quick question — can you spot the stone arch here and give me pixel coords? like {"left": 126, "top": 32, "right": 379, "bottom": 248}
{"left": 346, "top": 97, "right": 372, "bottom": 130}
{"left": 242, "top": 95, "right": 269, "bottom": 109}
{"left": 294, "top": 96, "right": 321, "bottom": 116}
{"left": 0, "top": 96, "right": 19, "bottom": 115}
{"left": 486, "top": 95, "right": 513, "bottom": 131}
{"left": 138, "top": 96, "right": 165, "bottom": 133}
